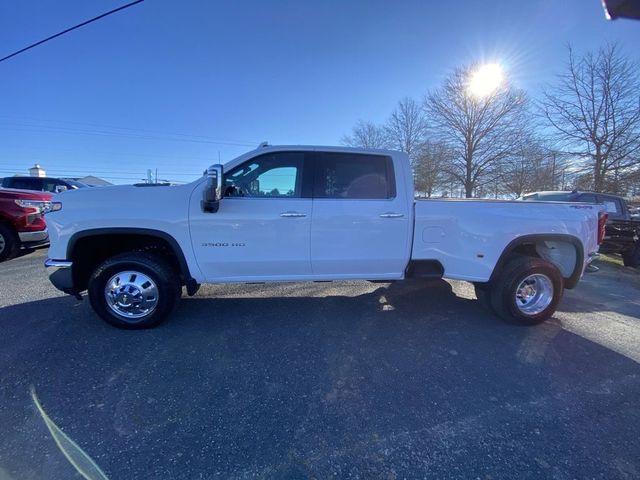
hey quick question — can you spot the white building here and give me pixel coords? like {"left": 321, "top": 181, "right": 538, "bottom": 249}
{"left": 29, "top": 164, "right": 46, "bottom": 177}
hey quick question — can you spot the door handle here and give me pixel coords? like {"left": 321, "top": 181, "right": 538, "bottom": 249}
{"left": 379, "top": 212, "right": 404, "bottom": 218}
{"left": 280, "top": 211, "right": 307, "bottom": 218}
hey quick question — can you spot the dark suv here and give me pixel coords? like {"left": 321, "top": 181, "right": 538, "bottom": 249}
{"left": 1, "top": 176, "right": 87, "bottom": 193}
{"left": 521, "top": 190, "right": 640, "bottom": 268}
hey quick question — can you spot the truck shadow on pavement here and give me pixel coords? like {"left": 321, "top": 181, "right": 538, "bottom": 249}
{"left": 557, "top": 264, "right": 640, "bottom": 318}
{"left": 0, "top": 278, "right": 639, "bottom": 479}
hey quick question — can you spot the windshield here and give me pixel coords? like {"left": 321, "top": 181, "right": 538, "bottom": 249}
{"left": 522, "top": 192, "right": 574, "bottom": 201}
{"left": 62, "top": 179, "right": 89, "bottom": 189}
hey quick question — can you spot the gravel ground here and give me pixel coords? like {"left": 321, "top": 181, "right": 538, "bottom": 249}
{"left": 0, "top": 248, "right": 639, "bottom": 479}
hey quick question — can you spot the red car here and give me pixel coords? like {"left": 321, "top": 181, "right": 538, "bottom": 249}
{"left": 0, "top": 188, "right": 52, "bottom": 261}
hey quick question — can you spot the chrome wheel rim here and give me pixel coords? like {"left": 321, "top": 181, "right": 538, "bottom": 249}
{"left": 0, "top": 233, "right": 5, "bottom": 254}
{"left": 104, "top": 270, "right": 159, "bottom": 321}
{"left": 515, "top": 273, "right": 553, "bottom": 316}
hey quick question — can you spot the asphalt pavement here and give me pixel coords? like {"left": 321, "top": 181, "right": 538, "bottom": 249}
{"left": 0, "top": 248, "right": 639, "bottom": 479}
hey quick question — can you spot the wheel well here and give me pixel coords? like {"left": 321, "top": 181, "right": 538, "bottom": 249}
{"left": 490, "top": 236, "right": 584, "bottom": 289}
{"left": 0, "top": 217, "right": 15, "bottom": 229}
{"left": 70, "top": 233, "right": 185, "bottom": 292}
{"left": 0, "top": 218, "right": 17, "bottom": 237}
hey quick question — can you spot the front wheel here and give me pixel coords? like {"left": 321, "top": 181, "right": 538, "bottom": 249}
{"left": 0, "top": 223, "right": 19, "bottom": 262}
{"left": 490, "top": 257, "right": 564, "bottom": 325}
{"left": 88, "top": 252, "right": 181, "bottom": 329}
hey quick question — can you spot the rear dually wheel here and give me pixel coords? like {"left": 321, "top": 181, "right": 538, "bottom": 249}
{"left": 490, "top": 257, "right": 564, "bottom": 325}
{"left": 622, "top": 243, "right": 640, "bottom": 269}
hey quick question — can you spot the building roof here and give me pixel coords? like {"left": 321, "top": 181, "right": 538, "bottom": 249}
{"left": 71, "top": 175, "right": 113, "bottom": 187}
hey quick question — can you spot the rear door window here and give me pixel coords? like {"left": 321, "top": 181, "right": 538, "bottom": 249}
{"left": 4, "top": 177, "right": 43, "bottom": 190}
{"left": 314, "top": 153, "right": 395, "bottom": 199}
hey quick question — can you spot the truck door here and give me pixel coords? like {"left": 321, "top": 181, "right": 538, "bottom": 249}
{"left": 310, "top": 152, "right": 411, "bottom": 278}
{"left": 189, "top": 151, "right": 313, "bottom": 281}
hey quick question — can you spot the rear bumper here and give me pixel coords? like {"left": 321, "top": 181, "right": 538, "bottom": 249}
{"left": 587, "top": 251, "right": 600, "bottom": 262}
{"left": 44, "top": 259, "right": 75, "bottom": 293}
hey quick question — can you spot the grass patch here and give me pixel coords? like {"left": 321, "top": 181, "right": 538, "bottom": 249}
{"left": 597, "top": 254, "right": 625, "bottom": 267}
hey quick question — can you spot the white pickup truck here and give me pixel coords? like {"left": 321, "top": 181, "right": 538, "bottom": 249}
{"left": 45, "top": 145, "right": 606, "bottom": 329}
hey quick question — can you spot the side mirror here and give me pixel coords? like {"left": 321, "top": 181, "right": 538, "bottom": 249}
{"left": 202, "top": 164, "right": 223, "bottom": 213}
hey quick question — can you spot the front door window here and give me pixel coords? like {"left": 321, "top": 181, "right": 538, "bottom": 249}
{"left": 224, "top": 152, "right": 304, "bottom": 198}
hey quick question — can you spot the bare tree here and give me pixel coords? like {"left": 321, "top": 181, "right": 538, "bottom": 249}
{"left": 385, "top": 97, "right": 427, "bottom": 166}
{"left": 541, "top": 44, "right": 640, "bottom": 193}
{"left": 501, "top": 152, "right": 530, "bottom": 198}
{"left": 501, "top": 140, "right": 562, "bottom": 197}
{"left": 414, "top": 141, "right": 449, "bottom": 197}
{"left": 571, "top": 172, "right": 595, "bottom": 191}
{"left": 628, "top": 170, "right": 640, "bottom": 196}
{"left": 340, "top": 120, "right": 388, "bottom": 149}
{"left": 425, "top": 64, "right": 529, "bottom": 197}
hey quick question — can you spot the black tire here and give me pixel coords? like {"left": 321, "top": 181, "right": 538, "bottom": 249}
{"left": 474, "top": 283, "right": 494, "bottom": 312}
{"left": 622, "top": 243, "right": 640, "bottom": 269}
{"left": 490, "top": 257, "right": 564, "bottom": 325}
{"left": 0, "top": 223, "right": 19, "bottom": 262}
{"left": 88, "top": 252, "right": 181, "bottom": 329}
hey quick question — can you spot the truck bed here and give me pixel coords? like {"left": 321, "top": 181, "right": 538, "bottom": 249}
{"left": 411, "top": 198, "right": 602, "bottom": 283}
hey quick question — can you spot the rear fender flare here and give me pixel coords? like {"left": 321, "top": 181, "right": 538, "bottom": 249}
{"left": 489, "top": 234, "right": 584, "bottom": 289}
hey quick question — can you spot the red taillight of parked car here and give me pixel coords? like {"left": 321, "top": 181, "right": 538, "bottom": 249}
{"left": 597, "top": 212, "right": 608, "bottom": 245}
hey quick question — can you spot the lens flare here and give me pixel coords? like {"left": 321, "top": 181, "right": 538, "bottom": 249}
{"left": 468, "top": 63, "right": 504, "bottom": 98}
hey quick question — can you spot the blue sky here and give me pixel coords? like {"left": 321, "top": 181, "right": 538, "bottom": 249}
{"left": 0, "top": 0, "right": 637, "bottom": 184}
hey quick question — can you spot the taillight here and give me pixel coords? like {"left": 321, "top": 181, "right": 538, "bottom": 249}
{"left": 597, "top": 212, "right": 608, "bottom": 245}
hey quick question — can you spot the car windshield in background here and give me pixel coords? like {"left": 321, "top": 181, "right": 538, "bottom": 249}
{"left": 522, "top": 193, "right": 574, "bottom": 201}
{"left": 61, "top": 179, "right": 89, "bottom": 189}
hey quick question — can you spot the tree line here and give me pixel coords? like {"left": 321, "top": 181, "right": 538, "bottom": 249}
{"left": 341, "top": 44, "right": 640, "bottom": 199}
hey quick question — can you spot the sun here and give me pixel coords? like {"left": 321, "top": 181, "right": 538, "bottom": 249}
{"left": 468, "top": 63, "right": 504, "bottom": 98}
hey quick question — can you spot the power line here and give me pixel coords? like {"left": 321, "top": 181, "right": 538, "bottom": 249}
{"left": 0, "top": 124, "right": 257, "bottom": 147}
{"left": 0, "top": 169, "right": 191, "bottom": 184}
{"left": 0, "top": 144, "right": 215, "bottom": 162}
{"left": 0, "top": 0, "right": 145, "bottom": 64}
{"left": 0, "top": 152, "right": 212, "bottom": 171}
{"left": 0, "top": 115, "right": 259, "bottom": 146}
{"left": 0, "top": 163, "right": 203, "bottom": 176}
{"left": 0, "top": 161, "right": 209, "bottom": 174}
{"left": 0, "top": 150, "right": 211, "bottom": 163}
{"left": 0, "top": 167, "right": 200, "bottom": 177}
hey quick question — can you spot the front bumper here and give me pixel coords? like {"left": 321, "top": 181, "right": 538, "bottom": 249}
{"left": 19, "top": 229, "right": 49, "bottom": 247}
{"left": 44, "top": 259, "right": 75, "bottom": 293}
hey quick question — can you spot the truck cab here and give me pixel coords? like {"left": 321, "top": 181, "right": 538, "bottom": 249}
{"left": 191, "top": 148, "right": 411, "bottom": 282}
